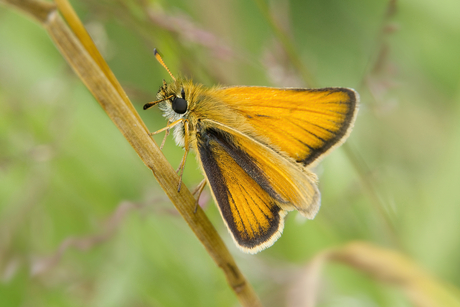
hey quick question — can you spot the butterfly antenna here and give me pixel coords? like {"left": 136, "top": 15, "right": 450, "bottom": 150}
{"left": 154, "top": 48, "right": 176, "bottom": 82}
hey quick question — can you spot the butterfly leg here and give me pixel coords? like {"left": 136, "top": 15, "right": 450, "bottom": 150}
{"left": 149, "top": 118, "right": 184, "bottom": 136}
{"left": 159, "top": 120, "right": 171, "bottom": 150}
{"left": 176, "top": 120, "right": 190, "bottom": 192}
{"left": 149, "top": 119, "right": 190, "bottom": 192}
{"left": 149, "top": 118, "right": 184, "bottom": 149}
{"left": 191, "top": 179, "right": 207, "bottom": 213}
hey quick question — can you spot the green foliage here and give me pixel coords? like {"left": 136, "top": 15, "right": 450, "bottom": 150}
{"left": 1, "top": 0, "right": 460, "bottom": 306}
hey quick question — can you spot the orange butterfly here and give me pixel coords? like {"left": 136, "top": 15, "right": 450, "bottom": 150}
{"left": 144, "top": 49, "right": 358, "bottom": 253}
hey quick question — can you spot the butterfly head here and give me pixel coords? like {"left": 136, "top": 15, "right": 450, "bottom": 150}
{"left": 152, "top": 80, "right": 190, "bottom": 122}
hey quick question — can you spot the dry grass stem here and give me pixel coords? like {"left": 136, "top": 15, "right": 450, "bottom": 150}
{"left": 1, "top": 0, "right": 262, "bottom": 306}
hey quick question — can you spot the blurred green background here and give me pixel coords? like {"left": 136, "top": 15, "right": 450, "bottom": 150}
{"left": 1, "top": 0, "right": 460, "bottom": 306}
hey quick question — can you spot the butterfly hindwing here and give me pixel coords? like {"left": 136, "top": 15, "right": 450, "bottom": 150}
{"left": 196, "top": 127, "right": 287, "bottom": 253}
{"left": 196, "top": 122, "right": 321, "bottom": 252}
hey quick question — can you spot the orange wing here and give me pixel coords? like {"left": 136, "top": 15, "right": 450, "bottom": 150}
{"left": 215, "top": 87, "right": 358, "bottom": 165}
{"left": 195, "top": 123, "right": 320, "bottom": 253}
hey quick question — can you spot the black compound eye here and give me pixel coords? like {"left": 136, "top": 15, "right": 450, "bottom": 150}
{"left": 172, "top": 97, "right": 188, "bottom": 114}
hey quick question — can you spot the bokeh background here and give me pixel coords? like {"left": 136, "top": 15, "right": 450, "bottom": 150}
{"left": 1, "top": 0, "right": 460, "bottom": 306}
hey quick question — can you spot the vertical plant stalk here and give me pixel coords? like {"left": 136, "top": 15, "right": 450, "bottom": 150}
{"left": 1, "top": 0, "right": 262, "bottom": 306}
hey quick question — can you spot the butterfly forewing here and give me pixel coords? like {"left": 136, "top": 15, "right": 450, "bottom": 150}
{"left": 215, "top": 87, "right": 358, "bottom": 166}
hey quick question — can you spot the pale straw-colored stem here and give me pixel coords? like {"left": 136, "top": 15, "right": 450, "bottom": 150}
{"left": 1, "top": 0, "right": 262, "bottom": 305}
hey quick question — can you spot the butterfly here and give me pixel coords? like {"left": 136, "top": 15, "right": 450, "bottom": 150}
{"left": 144, "top": 49, "right": 358, "bottom": 254}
